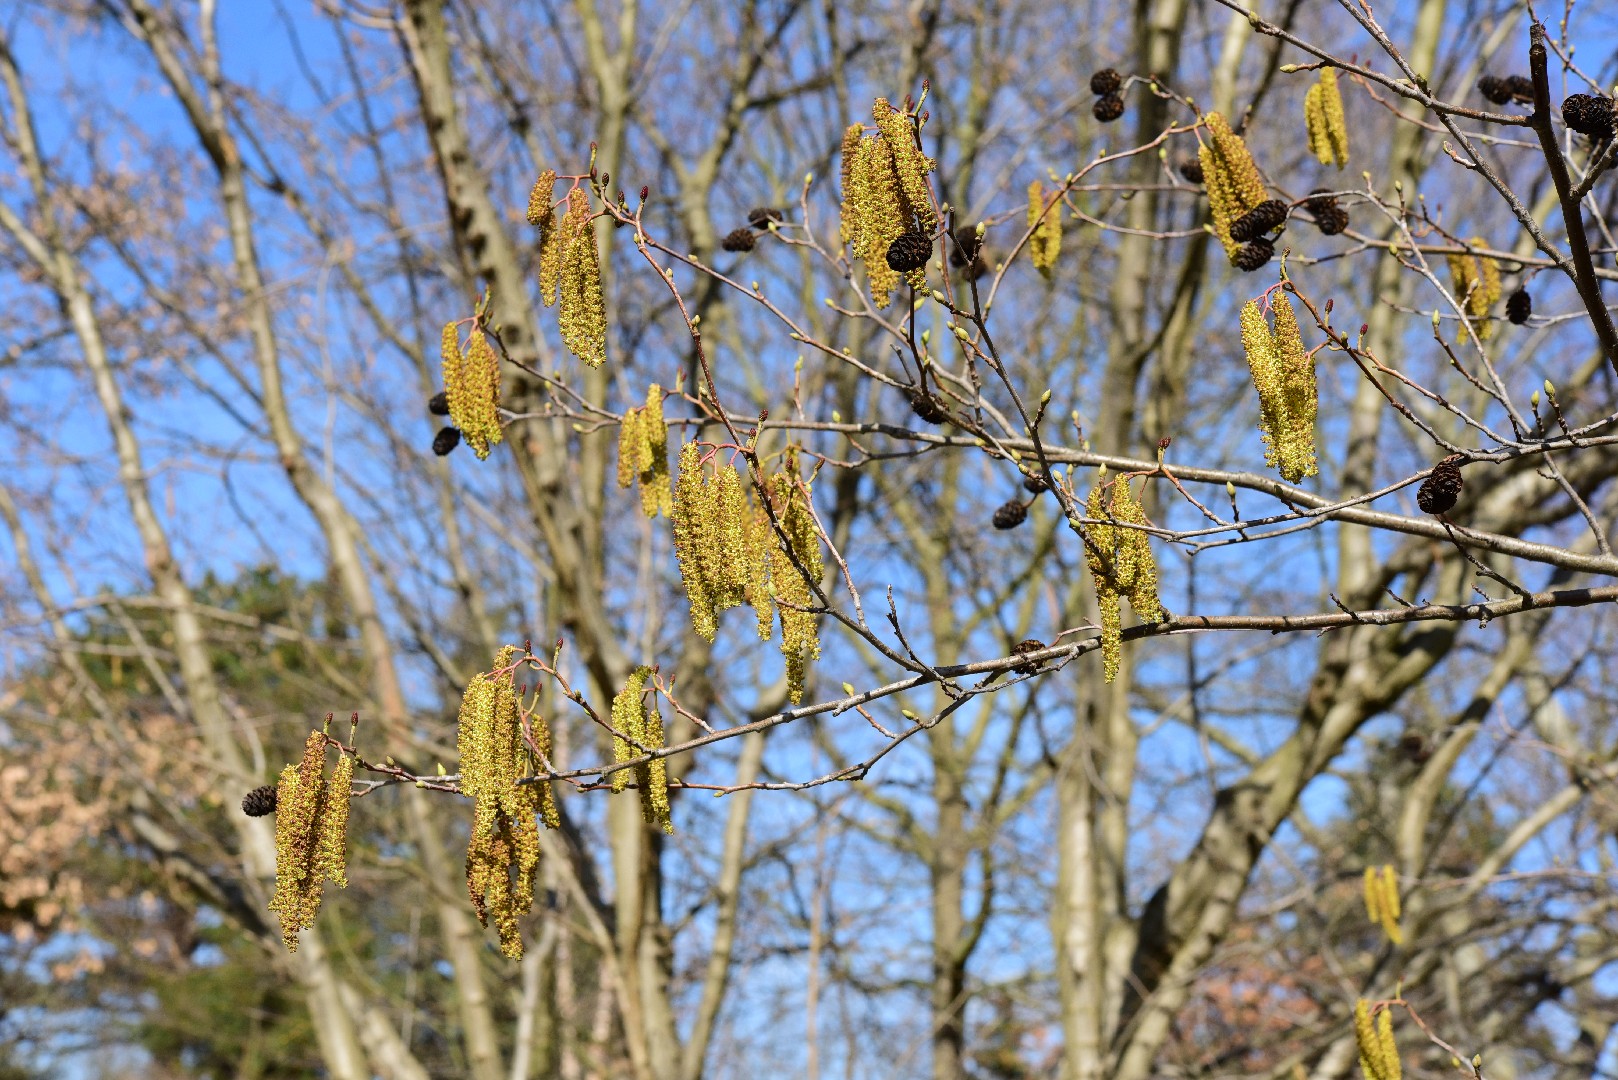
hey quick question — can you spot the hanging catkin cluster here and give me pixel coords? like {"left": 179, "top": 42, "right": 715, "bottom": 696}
{"left": 609, "top": 666, "right": 672, "bottom": 832}
{"left": 1362, "top": 864, "right": 1402, "bottom": 945}
{"left": 1084, "top": 478, "right": 1164, "bottom": 683}
{"left": 1304, "top": 67, "right": 1350, "bottom": 168}
{"left": 1239, "top": 295, "right": 1318, "bottom": 483}
{"left": 440, "top": 323, "right": 503, "bottom": 460}
{"left": 840, "top": 99, "right": 937, "bottom": 306}
{"left": 617, "top": 384, "right": 673, "bottom": 518}
{"left": 268, "top": 729, "right": 354, "bottom": 951}
{"left": 1199, "top": 112, "right": 1269, "bottom": 258}
{"left": 457, "top": 645, "right": 557, "bottom": 959}
{"left": 556, "top": 189, "right": 607, "bottom": 366}
{"left": 1027, "top": 180, "right": 1062, "bottom": 276}
{"left": 1353, "top": 1000, "right": 1402, "bottom": 1080}
{"left": 1446, "top": 240, "right": 1501, "bottom": 341}
{"left": 671, "top": 444, "right": 823, "bottom": 702}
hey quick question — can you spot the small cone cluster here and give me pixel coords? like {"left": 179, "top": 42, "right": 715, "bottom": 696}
{"left": 440, "top": 322, "right": 503, "bottom": 460}
{"left": 556, "top": 189, "right": 607, "bottom": 366}
{"left": 1304, "top": 67, "right": 1350, "bottom": 168}
{"left": 617, "top": 384, "right": 673, "bottom": 518}
{"left": 1362, "top": 864, "right": 1402, "bottom": 945}
{"left": 609, "top": 666, "right": 671, "bottom": 832}
{"left": 1027, "top": 180, "right": 1062, "bottom": 277}
{"left": 269, "top": 729, "right": 354, "bottom": 951}
{"left": 457, "top": 645, "right": 558, "bottom": 959}
{"left": 1198, "top": 112, "right": 1269, "bottom": 260}
{"left": 671, "top": 444, "right": 823, "bottom": 702}
{"left": 1084, "top": 478, "right": 1164, "bottom": 683}
{"left": 840, "top": 99, "right": 938, "bottom": 306}
{"left": 1239, "top": 294, "right": 1318, "bottom": 483}
{"left": 1353, "top": 1000, "right": 1402, "bottom": 1080}
{"left": 1446, "top": 240, "right": 1501, "bottom": 341}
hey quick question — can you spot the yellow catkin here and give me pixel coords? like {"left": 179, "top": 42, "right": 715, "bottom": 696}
{"left": 640, "top": 385, "right": 672, "bottom": 518}
{"left": 838, "top": 123, "right": 865, "bottom": 246}
{"left": 538, "top": 188, "right": 563, "bottom": 309}
{"left": 849, "top": 134, "right": 906, "bottom": 307}
{"left": 1362, "top": 865, "right": 1382, "bottom": 926}
{"left": 672, "top": 442, "right": 719, "bottom": 641}
{"left": 457, "top": 645, "right": 544, "bottom": 959}
{"left": 1240, "top": 297, "right": 1317, "bottom": 483}
{"left": 558, "top": 190, "right": 607, "bottom": 366}
{"left": 1376, "top": 1008, "right": 1400, "bottom": 1080}
{"left": 610, "top": 666, "right": 650, "bottom": 793}
{"left": 444, "top": 328, "right": 502, "bottom": 460}
{"left": 1200, "top": 111, "right": 1268, "bottom": 257}
{"left": 709, "top": 466, "right": 751, "bottom": 613}
{"left": 269, "top": 730, "right": 337, "bottom": 950}
{"left": 1085, "top": 480, "right": 1164, "bottom": 682}
{"left": 637, "top": 699, "right": 672, "bottom": 833}
{"left": 871, "top": 97, "right": 937, "bottom": 236}
{"left": 745, "top": 497, "right": 775, "bottom": 641}
{"left": 1377, "top": 865, "right": 1402, "bottom": 944}
{"left": 1353, "top": 1000, "right": 1383, "bottom": 1080}
{"left": 526, "top": 168, "right": 557, "bottom": 227}
{"left": 312, "top": 751, "right": 354, "bottom": 890}
{"left": 530, "top": 710, "right": 561, "bottom": 830}
{"left": 769, "top": 465, "right": 824, "bottom": 703}
{"left": 1447, "top": 240, "right": 1501, "bottom": 341}
{"left": 1028, "top": 180, "right": 1062, "bottom": 276}
{"left": 617, "top": 407, "right": 648, "bottom": 489}
{"left": 1305, "top": 68, "right": 1350, "bottom": 168}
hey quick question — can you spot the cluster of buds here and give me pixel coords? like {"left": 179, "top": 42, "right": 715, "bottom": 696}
{"left": 1353, "top": 1000, "right": 1402, "bottom": 1080}
{"left": 609, "top": 666, "right": 671, "bottom": 832}
{"left": 268, "top": 727, "right": 355, "bottom": 951}
{"left": 1362, "top": 864, "right": 1403, "bottom": 945}
{"left": 1198, "top": 112, "right": 1269, "bottom": 262}
{"left": 1027, "top": 180, "right": 1063, "bottom": 277}
{"left": 457, "top": 645, "right": 557, "bottom": 959}
{"left": 1304, "top": 67, "right": 1350, "bottom": 168}
{"left": 840, "top": 97, "right": 938, "bottom": 306}
{"left": 1446, "top": 240, "right": 1501, "bottom": 341}
{"left": 439, "top": 322, "right": 503, "bottom": 460}
{"left": 553, "top": 189, "right": 607, "bottom": 366}
{"left": 671, "top": 444, "right": 824, "bottom": 702}
{"left": 617, "top": 384, "right": 673, "bottom": 518}
{"left": 1084, "top": 476, "right": 1164, "bottom": 682}
{"left": 1239, "top": 294, "right": 1318, "bottom": 483}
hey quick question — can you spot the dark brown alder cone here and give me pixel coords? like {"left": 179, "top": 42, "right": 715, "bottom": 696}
{"left": 1089, "top": 68, "right": 1122, "bottom": 96}
{"left": 428, "top": 391, "right": 450, "bottom": 416}
{"left": 1229, "top": 199, "right": 1288, "bottom": 243}
{"left": 886, "top": 230, "right": 933, "bottom": 272}
{"left": 242, "top": 785, "right": 279, "bottom": 817}
{"left": 1503, "top": 75, "right": 1534, "bottom": 103}
{"left": 992, "top": 500, "right": 1028, "bottom": 530}
{"left": 1012, "top": 639, "right": 1047, "bottom": 675}
{"left": 1093, "top": 93, "right": 1125, "bottom": 123}
{"left": 747, "top": 207, "right": 783, "bottom": 228}
{"left": 1023, "top": 474, "right": 1050, "bottom": 493}
{"left": 1476, "top": 75, "right": 1511, "bottom": 105}
{"left": 1177, "top": 156, "right": 1204, "bottom": 184}
{"left": 908, "top": 388, "right": 949, "bottom": 424}
{"left": 432, "top": 426, "right": 461, "bottom": 456}
{"left": 1416, "top": 456, "right": 1464, "bottom": 515}
{"left": 1305, "top": 190, "right": 1349, "bottom": 235}
{"left": 1506, "top": 287, "right": 1532, "bottom": 325}
{"left": 1563, "top": 94, "right": 1615, "bottom": 139}
{"left": 949, "top": 226, "right": 982, "bottom": 267}
{"left": 721, "top": 228, "right": 757, "bottom": 252}
{"left": 1231, "top": 237, "right": 1275, "bottom": 271}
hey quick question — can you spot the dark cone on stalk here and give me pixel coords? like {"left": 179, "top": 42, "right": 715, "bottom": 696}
{"left": 949, "top": 226, "right": 982, "bottom": 267}
{"left": 242, "top": 785, "right": 278, "bottom": 817}
{"left": 428, "top": 391, "right": 450, "bottom": 416}
{"left": 747, "top": 207, "right": 783, "bottom": 229}
{"left": 1506, "top": 288, "right": 1532, "bottom": 325}
{"left": 907, "top": 388, "right": 949, "bottom": 425}
{"left": 992, "top": 500, "right": 1028, "bottom": 530}
{"left": 1177, "top": 157, "right": 1204, "bottom": 184}
{"left": 1023, "top": 474, "right": 1050, "bottom": 494}
{"left": 1011, "top": 639, "right": 1047, "bottom": 675}
{"left": 721, "top": 228, "right": 757, "bottom": 252}
{"left": 1089, "top": 69, "right": 1122, "bottom": 96}
{"left": 1477, "top": 74, "right": 1535, "bottom": 106}
{"left": 1305, "top": 190, "right": 1349, "bottom": 235}
{"left": 432, "top": 426, "right": 461, "bottom": 456}
{"left": 1562, "top": 94, "right": 1615, "bottom": 139}
{"left": 1229, "top": 199, "right": 1288, "bottom": 243}
{"left": 886, "top": 230, "right": 933, "bottom": 273}
{"left": 1093, "top": 93, "right": 1125, "bottom": 123}
{"left": 1231, "top": 237, "right": 1275, "bottom": 272}
{"left": 1416, "top": 456, "right": 1465, "bottom": 515}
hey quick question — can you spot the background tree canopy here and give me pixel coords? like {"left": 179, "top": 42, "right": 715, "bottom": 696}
{"left": 4, "top": 1, "right": 1618, "bottom": 1078}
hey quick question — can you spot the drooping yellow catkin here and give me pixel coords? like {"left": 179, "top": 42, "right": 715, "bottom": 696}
{"left": 457, "top": 645, "right": 544, "bottom": 959}
{"left": 538, "top": 188, "right": 563, "bottom": 309}
{"left": 640, "top": 385, "right": 672, "bottom": 518}
{"left": 849, "top": 133, "right": 906, "bottom": 307}
{"left": 312, "top": 750, "right": 354, "bottom": 890}
{"left": 1027, "top": 180, "right": 1062, "bottom": 277}
{"left": 444, "top": 328, "right": 502, "bottom": 460}
{"left": 1199, "top": 111, "right": 1268, "bottom": 257}
{"left": 1240, "top": 297, "right": 1318, "bottom": 483}
{"left": 610, "top": 666, "right": 650, "bottom": 792}
{"left": 1353, "top": 1000, "right": 1383, "bottom": 1080}
{"left": 530, "top": 710, "right": 561, "bottom": 830}
{"left": 526, "top": 168, "right": 557, "bottom": 226}
{"left": 636, "top": 699, "right": 672, "bottom": 833}
{"left": 768, "top": 464, "right": 824, "bottom": 704}
{"left": 672, "top": 442, "right": 719, "bottom": 641}
{"left": 709, "top": 465, "right": 751, "bottom": 613}
{"left": 838, "top": 123, "right": 865, "bottom": 246}
{"left": 269, "top": 730, "right": 345, "bottom": 950}
{"left": 558, "top": 190, "right": 607, "bottom": 366}
{"left": 1363, "top": 864, "right": 1403, "bottom": 945}
{"left": 1376, "top": 1008, "right": 1400, "bottom": 1080}
{"left": 1085, "top": 479, "right": 1164, "bottom": 682}
{"left": 1305, "top": 68, "right": 1350, "bottom": 168}
{"left": 871, "top": 97, "right": 937, "bottom": 236}
{"left": 617, "top": 407, "right": 648, "bottom": 488}
{"left": 1447, "top": 240, "right": 1501, "bottom": 341}
{"left": 744, "top": 497, "right": 774, "bottom": 641}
